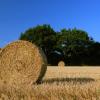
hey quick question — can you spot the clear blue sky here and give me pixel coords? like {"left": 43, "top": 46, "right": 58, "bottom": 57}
{"left": 0, "top": 0, "right": 100, "bottom": 47}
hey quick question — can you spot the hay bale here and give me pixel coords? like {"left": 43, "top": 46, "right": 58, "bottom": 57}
{"left": 0, "top": 40, "right": 47, "bottom": 87}
{"left": 58, "top": 61, "right": 65, "bottom": 67}
{"left": 0, "top": 48, "right": 2, "bottom": 54}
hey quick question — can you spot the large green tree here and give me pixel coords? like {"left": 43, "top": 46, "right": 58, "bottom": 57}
{"left": 19, "top": 24, "right": 100, "bottom": 66}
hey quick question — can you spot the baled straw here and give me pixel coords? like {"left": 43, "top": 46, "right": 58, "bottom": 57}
{"left": 0, "top": 48, "right": 2, "bottom": 53}
{"left": 58, "top": 61, "right": 65, "bottom": 67}
{"left": 0, "top": 40, "right": 47, "bottom": 88}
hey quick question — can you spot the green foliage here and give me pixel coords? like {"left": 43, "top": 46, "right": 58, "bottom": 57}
{"left": 19, "top": 24, "right": 57, "bottom": 65}
{"left": 19, "top": 24, "right": 100, "bottom": 66}
{"left": 20, "top": 24, "right": 56, "bottom": 46}
{"left": 56, "top": 28, "right": 95, "bottom": 65}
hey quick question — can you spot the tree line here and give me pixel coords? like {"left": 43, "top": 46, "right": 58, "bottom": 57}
{"left": 19, "top": 24, "right": 100, "bottom": 66}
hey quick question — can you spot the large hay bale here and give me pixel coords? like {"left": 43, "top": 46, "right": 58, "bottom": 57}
{"left": 0, "top": 40, "right": 47, "bottom": 87}
{"left": 0, "top": 48, "right": 2, "bottom": 54}
{"left": 58, "top": 61, "right": 65, "bottom": 67}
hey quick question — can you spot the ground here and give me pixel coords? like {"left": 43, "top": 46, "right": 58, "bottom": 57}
{"left": 0, "top": 66, "right": 100, "bottom": 100}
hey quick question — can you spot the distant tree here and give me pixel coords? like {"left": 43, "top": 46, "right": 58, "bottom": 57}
{"left": 86, "top": 42, "right": 100, "bottom": 65}
{"left": 19, "top": 24, "right": 100, "bottom": 66}
{"left": 56, "top": 28, "right": 94, "bottom": 65}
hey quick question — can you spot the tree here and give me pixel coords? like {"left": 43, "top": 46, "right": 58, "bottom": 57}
{"left": 19, "top": 24, "right": 58, "bottom": 65}
{"left": 19, "top": 25, "right": 100, "bottom": 66}
{"left": 56, "top": 28, "right": 94, "bottom": 65}
{"left": 86, "top": 42, "right": 100, "bottom": 65}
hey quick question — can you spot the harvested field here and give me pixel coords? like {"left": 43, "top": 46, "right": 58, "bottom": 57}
{"left": 45, "top": 66, "right": 100, "bottom": 80}
{"left": 0, "top": 66, "right": 100, "bottom": 100}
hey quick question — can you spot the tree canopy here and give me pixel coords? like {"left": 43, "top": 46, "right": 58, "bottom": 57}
{"left": 19, "top": 24, "right": 100, "bottom": 66}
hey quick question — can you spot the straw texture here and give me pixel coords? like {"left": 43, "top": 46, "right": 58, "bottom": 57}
{"left": 0, "top": 48, "right": 2, "bottom": 54}
{"left": 58, "top": 61, "right": 65, "bottom": 67}
{"left": 0, "top": 40, "right": 47, "bottom": 88}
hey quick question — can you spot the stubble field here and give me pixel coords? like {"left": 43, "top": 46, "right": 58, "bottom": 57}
{"left": 0, "top": 66, "right": 100, "bottom": 100}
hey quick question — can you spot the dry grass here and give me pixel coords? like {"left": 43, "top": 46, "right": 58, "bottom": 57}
{"left": 0, "top": 40, "right": 47, "bottom": 88}
{"left": 0, "top": 66, "right": 100, "bottom": 100}
{"left": 45, "top": 66, "right": 100, "bottom": 80}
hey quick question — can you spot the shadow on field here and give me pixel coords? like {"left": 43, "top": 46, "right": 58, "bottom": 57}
{"left": 42, "top": 77, "right": 95, "bottom": 84}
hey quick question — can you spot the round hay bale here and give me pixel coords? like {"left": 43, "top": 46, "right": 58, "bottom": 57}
{"left": 0, "top": 48, "right": 2, "bottom": 54}
{"left": 58, "top": 61, "right": 65, "bottom": 67}
{"left": 0, "top": 40, "right": 47, "bottom": 87}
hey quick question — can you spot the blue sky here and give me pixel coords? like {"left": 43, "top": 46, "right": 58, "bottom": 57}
{"left": 0, "top": 0, "right": 100, "bottom": 47}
